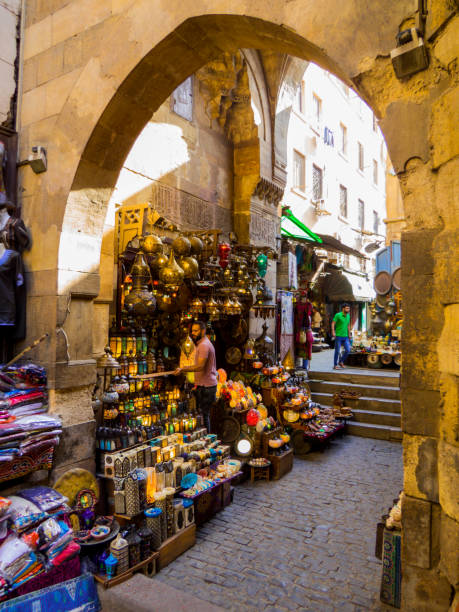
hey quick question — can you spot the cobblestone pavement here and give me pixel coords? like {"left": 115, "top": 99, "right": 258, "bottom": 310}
{"left": 154, "top": 436, "right": 403, "bottom": 611}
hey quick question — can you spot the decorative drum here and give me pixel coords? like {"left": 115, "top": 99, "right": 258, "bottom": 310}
{"left": 145, "top": 507, "right": 163, "bottom": 550}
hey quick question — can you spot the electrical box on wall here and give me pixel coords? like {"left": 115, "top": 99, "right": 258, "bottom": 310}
{"left": 391, "top": 28, "right": 429, "bottom": 79}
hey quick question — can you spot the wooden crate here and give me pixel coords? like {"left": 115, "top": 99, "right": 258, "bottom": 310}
{"left": 269, "top": 448, "right": 293, "bottom": 480}
{"left": 193, "top": 483, "right": 223, "bottom": 526}
{"left": 157, "top": 524, "right": 196, "bottom": 570}
{"left": 94, "top": 552, "right": 158, "bottom": 588}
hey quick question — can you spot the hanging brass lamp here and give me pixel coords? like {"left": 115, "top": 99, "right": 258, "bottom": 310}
{"left": 172, "top": 236, "right": 191, "bottom": 257}
{"left": 97, "top": 347, "right": 121, "bottom": 370}
{"left": 159, "top": 249, "right": 185, "bottom": 287}
{"left": 189, "top": 236, "right": 203, "bottom": 256}
{"left": 189, "top": 296, "right": 205, "bottom": 315}
{"left": 124, "top": 251, "right": 156, "bottom": 317}
{"left": 140, "top": 234, "right": 163, "bottom": 255}
{"left": 181, "top": 335, "right": 195, "bottom": 358}
{"left": 206, "top": 296, "right": 220, "bottom": 318}
{"left": 179, "top": 256, "right": 199, "bottom": 279}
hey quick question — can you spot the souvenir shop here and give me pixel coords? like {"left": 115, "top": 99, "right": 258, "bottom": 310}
{"left": 0, "top": 202, "right": 358, "bottom": 604}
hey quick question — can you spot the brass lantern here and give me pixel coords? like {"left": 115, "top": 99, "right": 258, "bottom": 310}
{"left": 231, "top": 296, "right": 243, "bottom": 315}
{"left": 179, "top": 256, "right": 199, "bottom": 279}
{"left": 159, "top": 250, "right": 185, "bottom": 287}
{"left": 172, "top": 236, "right": 191, "bottom": 257}
{"left": 124, "top": 251, "right": 156, "bottom": 318}
{"left": 189, "top": 296, "right": 204, "bottom": 316}
{"left": 140, "top": 234, "right": 163, "bottom": 255}
{"left": 223, "top": 295, "right": 234, "bottom": 316}
{"left": 189, "top": 236, "right": 203, "bottom": 256}
{"left": 206, "top": 296, "right": 220, "bottom": 319}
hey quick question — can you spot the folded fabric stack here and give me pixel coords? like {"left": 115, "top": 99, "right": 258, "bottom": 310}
{"left": 0, "top": 365, "right": 62, "bottom": 479}
{"left": 0, "top": 487, "right": 80, "bottom": 597}
{"left": 0, "top": 363, "right": 48, "bottom": 420}
{"left": 0, "top": 415, "right": 62, "bottom": 463}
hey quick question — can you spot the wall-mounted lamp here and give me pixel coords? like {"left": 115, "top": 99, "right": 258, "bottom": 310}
{"left": 17, "top": 146, "right": 47, "bottom": 174}
{"left": 391, "top": 28, "right": 428, "bottom": 79}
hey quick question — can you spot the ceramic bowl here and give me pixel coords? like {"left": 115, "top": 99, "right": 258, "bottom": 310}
{"left": 90, "top": 525, "right": 110, "bottom": 540}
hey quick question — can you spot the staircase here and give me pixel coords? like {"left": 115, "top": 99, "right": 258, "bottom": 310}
{"left": 308, "top": 369, "right": 402, "bottom": 442}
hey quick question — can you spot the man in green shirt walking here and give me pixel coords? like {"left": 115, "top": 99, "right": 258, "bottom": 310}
{"left": 331, "top": 304, "right": 351, "bottom": 369}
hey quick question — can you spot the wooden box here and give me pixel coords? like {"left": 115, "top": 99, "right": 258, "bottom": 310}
{"left": 269, "top": 448, "right": 293, "bottom": 480}
{"left": 157, "top": 524, "right": 196, "bottom": 570}
{"left": 192, "top": 482, "right": 223, "bottom": 526}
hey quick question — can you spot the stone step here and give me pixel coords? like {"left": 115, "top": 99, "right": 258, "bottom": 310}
{"left": 311, "top": 392, "right": 401, "bottom": 413}
{"left": 347, "top": 421, "right": 402, "bottom": 442}
{"left": 351, "top": 408, "right": 401, "bottom": 427}
{"left": 309, "top": 379, "right": 400, "bottom": 400}
{"left": 308, "top": 369, "right": 399, "bottom": 387}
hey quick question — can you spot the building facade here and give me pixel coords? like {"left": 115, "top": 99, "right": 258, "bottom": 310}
{"left": 284, "top": 63, "right": 387, "bottom": 287}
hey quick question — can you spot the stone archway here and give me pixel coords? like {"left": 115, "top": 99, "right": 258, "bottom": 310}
{"left": 19, "top": 3, "right": 459, "bottom": 609}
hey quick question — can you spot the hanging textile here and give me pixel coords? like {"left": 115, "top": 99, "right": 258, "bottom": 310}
{"left": 278, "top": 291, "right": 294, "bottom": 362}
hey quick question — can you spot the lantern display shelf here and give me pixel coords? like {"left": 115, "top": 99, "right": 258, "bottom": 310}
{"left": 131, "top": 371, "right": 177, "bottom": 379}
{"left": 79, "top": 521, "right": 120, "bottom": 548}
{"left": 94, "top": 551, "right": 159, "bottom": 589}
{"left": 302, "top": 420, "right": 346, "bottom": 441}
{"left": 96, "top": 436, "right": 160, "bottom": 456}
{"left": 178, "top": 471, "right": 242, "bottom": 501}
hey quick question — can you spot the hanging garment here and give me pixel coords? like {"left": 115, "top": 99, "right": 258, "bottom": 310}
{"left": 0, "top": 250, "right": 23, "bottom": 327}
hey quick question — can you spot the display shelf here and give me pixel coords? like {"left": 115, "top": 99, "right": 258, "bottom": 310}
{"left": 94, "top": 551, "right": 159, "bottom": 588}
{"left": 96, "top": 435, "right": 161, "bottom": 456}
{"left": 131, "top": 371, "right": 176, "bottom": 379}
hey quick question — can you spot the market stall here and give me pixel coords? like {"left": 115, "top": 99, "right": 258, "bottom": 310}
{"left": 91, "top": 217, "right": 278, "bottom": 585}
{"left": 351, "top": 268, "right": 402, "bottom": 369}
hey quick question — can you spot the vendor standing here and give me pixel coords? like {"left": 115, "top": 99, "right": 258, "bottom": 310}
{"left": 174, "top": 321, "right": 217, "bottom": 433}
{"left": 331, "top": 304, "right": 351, "bottom": 370}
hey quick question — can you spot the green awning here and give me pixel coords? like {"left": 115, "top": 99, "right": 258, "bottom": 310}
{"left": 281, "top": 207, "right": 322, "bottom": 243}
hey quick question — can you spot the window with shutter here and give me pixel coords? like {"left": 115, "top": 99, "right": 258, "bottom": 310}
{"left": 339, "top": 185, "right": 348, "bottom": 218}
{"left": 293, "top": 151, "right": 305, "bottom": 191}
{"left": 358, "top": 199, "right": 365, "bottom": 230}
{"left": 358, "top": 142, "right": 364, "bottom": 171}
{"left": 312, "top": 165, "right": 323, "bottom": 200}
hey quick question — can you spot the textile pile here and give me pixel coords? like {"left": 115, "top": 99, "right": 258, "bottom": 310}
{"left": 0, "top": 487, "right": 79, "bottom": 598}
{"left": 0, "top": 365, "right": 61, "bottom": 478}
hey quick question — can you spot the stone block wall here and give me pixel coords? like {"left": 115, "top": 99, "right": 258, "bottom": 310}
{"left": 16, "top": 1, "right": 459, "bottom": 608}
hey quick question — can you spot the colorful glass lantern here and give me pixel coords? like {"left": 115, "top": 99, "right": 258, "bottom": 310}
{"left": 243, "top": 338, "right": 256, "bottom": 360}
{"left": 218, "top": 243, "right": 231, "bottom": 269}
{"left": 109, "top": 324, "right": 123, "bottom": 358}
{"left": 256, "top": 253, "right": 268, "bottom": 278}
{"left": 105, "top": 554, "right": 118, "bottom": 578}
{"left": 246, "top": 408, "right": 260, "bottom": 426}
